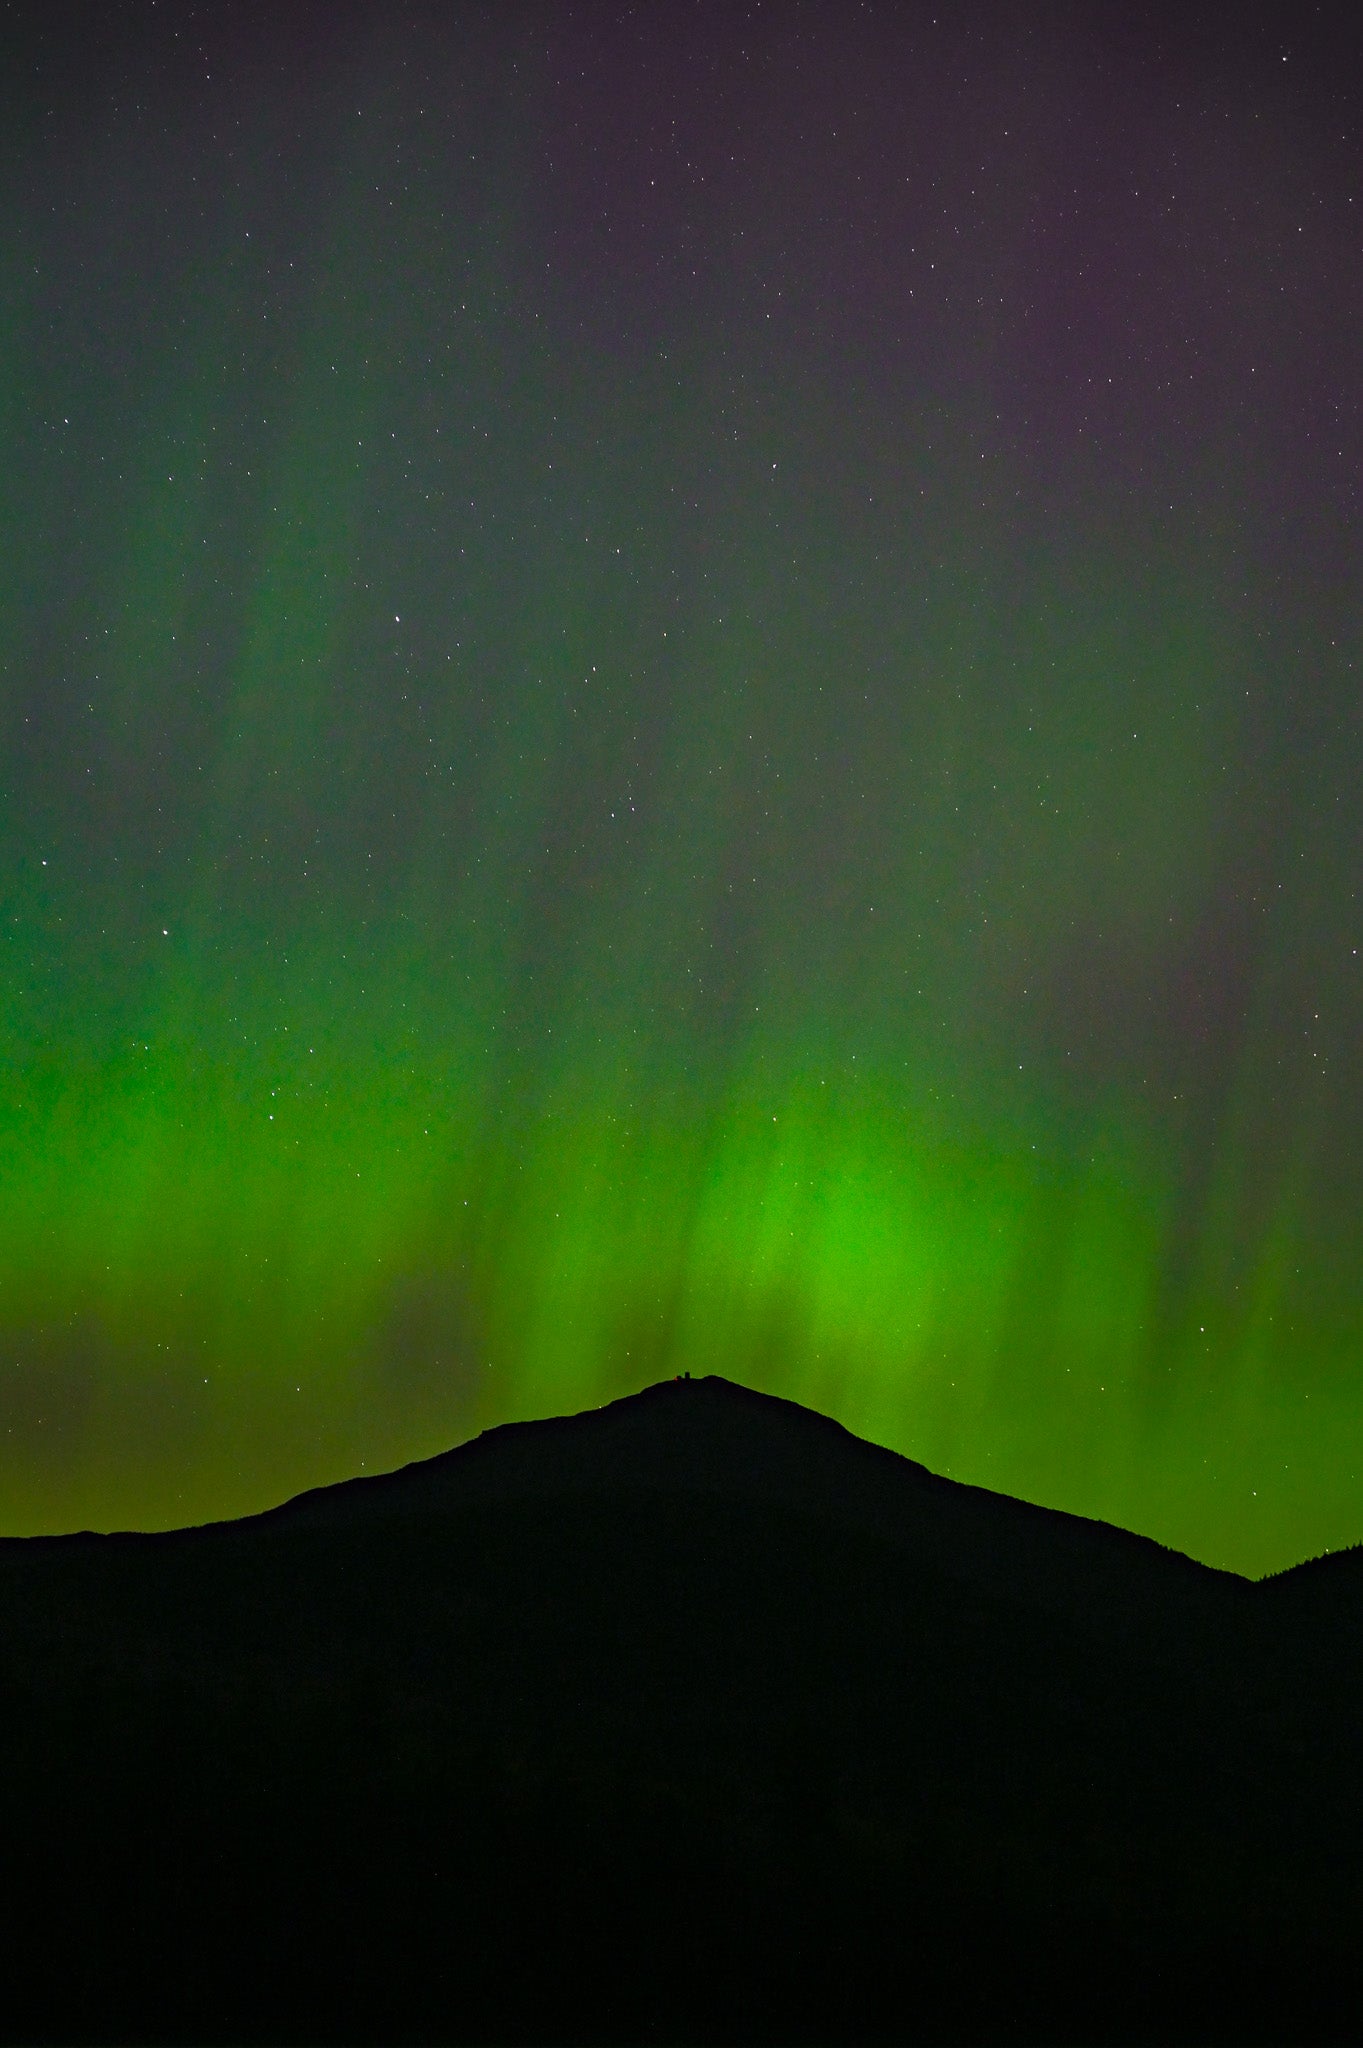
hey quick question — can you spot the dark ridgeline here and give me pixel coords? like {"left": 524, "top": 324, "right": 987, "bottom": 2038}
{"left": 0, "top": 1376, "right": 1359, "bottom": 2046}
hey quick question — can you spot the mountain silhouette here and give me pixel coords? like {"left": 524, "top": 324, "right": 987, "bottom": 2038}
{"left": 0, "top": 1373, "right": 1359, "bottom": 2045}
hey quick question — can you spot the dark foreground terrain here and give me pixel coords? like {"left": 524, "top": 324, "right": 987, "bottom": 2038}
{"left": 1, "top": 1374, "right": 1361, "bottom": 2045}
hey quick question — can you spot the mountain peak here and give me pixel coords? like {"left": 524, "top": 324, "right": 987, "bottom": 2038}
{"left": 257, "top": 1374, "right": 1247, "bottom": 1648}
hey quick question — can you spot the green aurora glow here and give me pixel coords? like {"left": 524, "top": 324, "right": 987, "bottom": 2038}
{"left": 2, "top": 7, "right": 1362, "bottom": 1574}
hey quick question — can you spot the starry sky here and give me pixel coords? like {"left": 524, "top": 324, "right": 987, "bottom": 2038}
{"left": 2, "top": 0, "right": 1361, "bottom": 1574}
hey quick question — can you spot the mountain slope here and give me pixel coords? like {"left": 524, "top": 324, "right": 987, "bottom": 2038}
{"left": 0, "top": 1376, "right": 1358, "bottom": 2046}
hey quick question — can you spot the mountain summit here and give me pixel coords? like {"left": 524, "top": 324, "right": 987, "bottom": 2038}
{"left": 270, "top": 1372, "right": 1246, "bottom": 1650}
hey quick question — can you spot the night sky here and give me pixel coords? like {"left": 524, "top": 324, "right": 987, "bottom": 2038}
{"left": 2, "top": 1, "right": 1361, "bottom": 1575}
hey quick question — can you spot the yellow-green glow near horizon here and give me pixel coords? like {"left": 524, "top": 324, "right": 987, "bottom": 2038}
{"left": 3, "top": 9, "right": 1362, "bottom": 1576}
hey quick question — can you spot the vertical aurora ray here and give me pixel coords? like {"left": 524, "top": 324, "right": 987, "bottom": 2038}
{"left": 2, "top": 5, "right": 1362, "bottom": 1575}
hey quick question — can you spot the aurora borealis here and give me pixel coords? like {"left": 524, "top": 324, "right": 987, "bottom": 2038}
{"left": 2, "top": 2, "right": 1361, "bottom": 1575}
